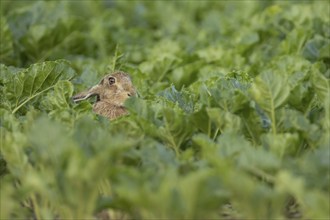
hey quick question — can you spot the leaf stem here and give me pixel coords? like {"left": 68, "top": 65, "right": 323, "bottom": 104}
{"left": 212, "top": 128, "right": 219, "bottom": 140}
{"left": 112, "top": 44, "right": 119, "bottom": 71}
{"left": 271, "top": 108, "right": 277, "bottom": 135}
{"left": 207, "top": 118, "right": 212, "bottom": 138}
{"left": 31, "top": 194, "right": 41, "bottom": 220}
{"left": 99, "top": 179, "right": 111, "bottom": 195}
{"left": 268, "top": 89, "right": 277, "bottom": 135}
{"left": 156, "top": 60, "right": 175, "bottom": 83}
{"left": 242, "top": 118, "right": 257, "bottom": 145}
{"left": 246, "top": 166, "right": 275, "bottom": 184}
{"left": 157, "top": 67, "right": 169, "bottom": 83}
{"left": 304, "top": 95, "right": 316, "bottom": 117}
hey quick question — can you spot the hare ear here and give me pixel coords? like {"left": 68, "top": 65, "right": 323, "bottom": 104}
{"left": 72, "top": 85, "right": 101, "bottom": 103}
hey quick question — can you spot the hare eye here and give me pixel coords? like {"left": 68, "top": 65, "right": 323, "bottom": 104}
{"left": 109, "top": 77, "right": 116, "bottom": 85}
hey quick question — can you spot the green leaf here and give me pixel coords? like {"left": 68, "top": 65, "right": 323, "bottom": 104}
{"left": 125, "top": 97, "right": 166, "bottom": 145}
{"left": 191, "top": 107, "right": 211, "bottom": 135}
{"left": 2, "top": 60, "right": 75, "bottom": 114}
{"left": 250, "top": 71, "right": 290, "bottom": 134}
{"left": 0, "top": 17, "right": 14, "bottom": 65}
{"left": 207, "top": 78, "right": 250, "bottom": 113}
{"left": 0, "top": 153, "right": 9, "bottom": 177}
{"left": 169, "top": 59, "right": 202, "bottom": 88}
{"left": 192, "top": 133, "right": 217, "bottom": 152}
{"left": 298, "top": 145, "right": 330, "bottom": 190}
{"left": 158, "top": 85, "right": 195, "bottom": 113}
{"left": 41, "top": 80, "right": 74, "bottom": 110}
{"left": 302, "top": 36, "right": 330, "bottom": 62}
{"left": 250, "top": 71, "right": 290, "bottom": 113}
{"left": 158, "top": 107, "right": 195, "bottom": 152}
{"left": 217, "top": 133, "right": 280, "bottom": 172}
{"left": 287, "top": 71, "right": 313, "bottom": 111}
{"left": 207, "top": 108, "right": 242, "bottom": 134}
{"left": 311, "top": 65, "right": 330, "bottom": 104}
{"left": 278, "top": 109, "right": 321, "bottom": 146}
{"left": 261, "top": 133, "right": 300, "bottom": 157}
{"left": 38, "top": 80, "right": 75, "bottom": 123}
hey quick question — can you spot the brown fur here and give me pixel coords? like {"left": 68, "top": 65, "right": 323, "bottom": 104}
{"left": 72, "top": 71, "right": 136, "bottom": 120}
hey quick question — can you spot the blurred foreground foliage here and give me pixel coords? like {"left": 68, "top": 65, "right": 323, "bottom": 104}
{"left": 0, "top": 0, "right": 329, "bottom": 219}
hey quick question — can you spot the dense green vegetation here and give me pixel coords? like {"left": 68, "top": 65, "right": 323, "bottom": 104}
{"left": 0, "top": 1, "right": 329, "bottom": 219}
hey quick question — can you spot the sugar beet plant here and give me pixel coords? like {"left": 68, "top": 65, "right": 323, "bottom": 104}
{"left": 0, "top": 1, "right": 329, "bottom": 219}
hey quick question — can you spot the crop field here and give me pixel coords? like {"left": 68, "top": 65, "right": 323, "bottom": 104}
{"left": 0, "top": 1, "right": 329, "bottom": 219}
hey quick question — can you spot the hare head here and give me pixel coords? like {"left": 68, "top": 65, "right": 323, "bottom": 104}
{"left": 72, "top": 71, "right": 136, "bottom": 119}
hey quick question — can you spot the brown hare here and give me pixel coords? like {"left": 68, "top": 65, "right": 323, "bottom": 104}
{"left": 72, "top": 71, "right": 136, "bottom": 120}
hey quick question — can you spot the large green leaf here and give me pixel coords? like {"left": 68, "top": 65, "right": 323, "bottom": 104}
{"left": 302, "top": 36, "right": 330, "bottom": 62}
{"left": 2, "top": 60, "right": 75, "bottom": 114}
{"left": 158, "top": 85, "right": 196, "bottom": 113}
{"left": 250, "top": 71, "right": 290, "bottom": 113}
{"left": 208, "top": 78, "right": 250, "bottom": 113}
{"left": 311, "top": 65, "right": 330, "bottom": 104}
{"left": 250, "top": 71, "right": 290, "bottom": 133}
{"left": 158, "top": 107, "right": 195, "bottom": 153}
